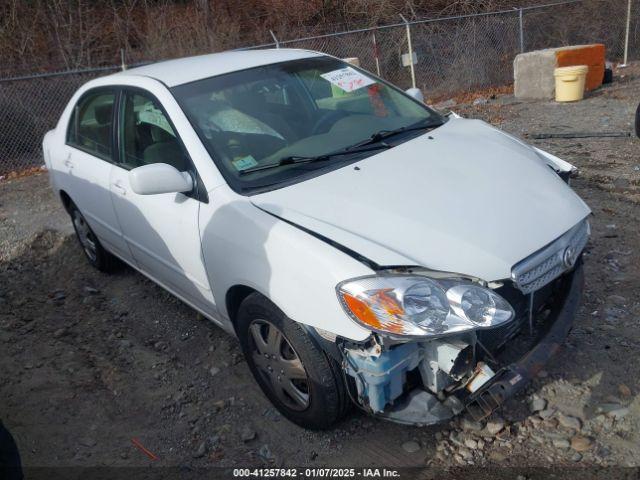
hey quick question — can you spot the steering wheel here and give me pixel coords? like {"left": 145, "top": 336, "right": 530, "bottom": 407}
{"left": 311, "top": 110, "right": 346, "bottom": 135}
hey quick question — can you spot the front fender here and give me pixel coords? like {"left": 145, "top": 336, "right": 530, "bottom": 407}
{"left": 199, "top": 186, "right": 374, "bottom": 342}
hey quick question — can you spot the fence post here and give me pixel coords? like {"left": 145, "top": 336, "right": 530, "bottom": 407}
{"left": 622, "top": 0, "right": 632, "bottom": 66}
{"left": 270, "top": 30, "right": 280, "bottom": 49}
{"left": 400, "top": 14, "right": 416, "bottom": 89}
{"left": 518, "top": 8, "right": 524, "bottom": 53}
{"left": 372, "top": 29, "right": 381, "bottom": 77}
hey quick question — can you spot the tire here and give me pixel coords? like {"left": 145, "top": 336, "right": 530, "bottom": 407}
{"left": 69, "top": 203, "right": 119, "bottom": 273}
{"left": 236, "top": 293, "right": 350, "bottom": 429}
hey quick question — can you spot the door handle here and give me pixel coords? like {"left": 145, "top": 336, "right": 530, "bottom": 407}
{"left": 112, "top": 181, "right": 127, "bottom": 195}
{"left": 63, "top": 152, "right": 74, "bottom": 169}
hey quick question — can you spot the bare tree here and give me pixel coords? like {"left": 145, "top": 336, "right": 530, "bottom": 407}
{"left": 42, "top": 0, "right": 111, "bottom": 69}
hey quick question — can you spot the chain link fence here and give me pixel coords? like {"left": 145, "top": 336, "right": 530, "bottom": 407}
{"left": 0, "top": 0, "right": 637, "bottom": 176}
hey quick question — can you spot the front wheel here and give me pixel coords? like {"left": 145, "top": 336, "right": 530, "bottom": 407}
{"left": 236, "top": 293, "right": 350, "bottom": 429}
{"left": 70, "top": 204, "right": 119, "bottom": 272}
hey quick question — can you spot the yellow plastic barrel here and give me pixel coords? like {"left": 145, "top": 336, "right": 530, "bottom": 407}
{"left": 554, "top": 65, "right": 589, "bottom": 102}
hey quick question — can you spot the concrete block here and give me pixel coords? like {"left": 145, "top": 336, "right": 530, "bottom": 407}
{"left": 514, "top": 49, "right": 557, "bottom": 100}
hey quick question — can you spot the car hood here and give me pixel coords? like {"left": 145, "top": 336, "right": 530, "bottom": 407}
{"left": 251, "top": 118, "right": 591, "bottom": 281}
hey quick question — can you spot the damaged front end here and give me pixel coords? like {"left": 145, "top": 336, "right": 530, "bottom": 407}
{"left": 333, "top": 220, "right": 588, "bottom": 426}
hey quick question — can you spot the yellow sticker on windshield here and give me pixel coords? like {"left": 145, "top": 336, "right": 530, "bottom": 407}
{"left": 232, "top": 155, "right": 259, "bottom": 171}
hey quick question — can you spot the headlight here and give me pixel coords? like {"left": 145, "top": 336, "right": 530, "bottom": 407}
{"left": 337, "top": 275, "right": 514, "bottom": 338}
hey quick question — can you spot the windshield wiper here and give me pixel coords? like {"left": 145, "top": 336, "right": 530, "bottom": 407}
{"left": 238, "top": 119, "right": 443, "bottom": 176}
{"left": 348, "top": 119, "right": 444, "bottom": 150}
{"left": 238, "top": 143, "right": 390, "bottom": 175}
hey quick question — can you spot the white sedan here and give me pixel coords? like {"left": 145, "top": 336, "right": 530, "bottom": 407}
{"left": 43, "top": 49, "right": 591, "bottom": 429}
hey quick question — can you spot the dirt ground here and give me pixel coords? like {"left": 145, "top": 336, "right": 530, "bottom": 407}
{"left": 1, "top": 64, "right": 640, "bottom": 476}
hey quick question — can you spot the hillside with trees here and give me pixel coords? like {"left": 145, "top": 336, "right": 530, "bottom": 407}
{"left": 1, "top": 0, "right": 572, "bottom": 75}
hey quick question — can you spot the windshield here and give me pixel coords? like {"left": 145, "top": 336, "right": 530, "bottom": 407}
{"left": 171, "top": 56, "right": 444, "bottom": 193}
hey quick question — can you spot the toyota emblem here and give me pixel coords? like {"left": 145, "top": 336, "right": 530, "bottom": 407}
{"left": 563, "top": 246, "right": 576, "bottom": 268}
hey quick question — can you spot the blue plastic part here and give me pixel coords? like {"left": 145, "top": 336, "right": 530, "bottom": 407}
{"left": 345, "top": 342, "right": 422, "bottom": 412}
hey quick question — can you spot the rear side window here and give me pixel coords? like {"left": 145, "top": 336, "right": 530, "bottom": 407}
{"left": 66, "top": 91, "right": 116, "bottom": 161}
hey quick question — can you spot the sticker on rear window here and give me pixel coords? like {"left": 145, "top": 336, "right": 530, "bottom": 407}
{"left": 232, "top": 155, "right": 259, "bottom": 171}
{"left": 320, "top": 67, "right": 375, "bottom": 93}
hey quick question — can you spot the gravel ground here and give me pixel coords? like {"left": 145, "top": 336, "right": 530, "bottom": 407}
{"left": 1, "top": 65, "right": 639, "bottom": 475}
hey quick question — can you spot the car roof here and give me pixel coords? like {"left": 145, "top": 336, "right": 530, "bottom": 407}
{"left": 111, "top": 49, "right": 324, "bottom": 87}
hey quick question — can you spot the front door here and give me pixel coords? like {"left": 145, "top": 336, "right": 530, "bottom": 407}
{"left": 109, "top": 88, "right": 215, "bottom": 313}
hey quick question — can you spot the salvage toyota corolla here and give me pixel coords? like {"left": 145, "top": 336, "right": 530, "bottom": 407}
{"left": 43, "top": 49, "right": 591, "bottom": 429}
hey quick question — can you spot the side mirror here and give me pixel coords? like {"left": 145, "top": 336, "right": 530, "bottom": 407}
{"left": 129, "top": 163, "right": 193, "bottom": 195}
{"left": 405, "top": 87, "right": 424, "bottom": 103}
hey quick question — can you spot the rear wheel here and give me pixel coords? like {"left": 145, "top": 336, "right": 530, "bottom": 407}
{"left": 237, "top": 293, "right": 350, "bottom": 429}
{"left": 70, "top": 204, "right": 119, "bottom": 272}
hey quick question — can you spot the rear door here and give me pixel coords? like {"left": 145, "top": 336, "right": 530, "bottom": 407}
{"left": 109, "top": 88, "right": 215, "bottom": 313}
{"left": 57, "top": 88, "right": 132, "bottom": 261}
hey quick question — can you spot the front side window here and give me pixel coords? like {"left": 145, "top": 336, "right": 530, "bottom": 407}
{"left": 172, "top": 56, "right": 444, "bottom": 193}
{"left": 118, "top": 91, "right": 190, "bottom": 172}
{"left": 67, "top": 91, "right": 116, "bottom": 160}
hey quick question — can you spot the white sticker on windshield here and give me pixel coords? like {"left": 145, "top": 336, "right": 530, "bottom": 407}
{"left": 320, "top": 67, "right": 375, "bottom": 92}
